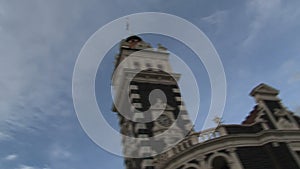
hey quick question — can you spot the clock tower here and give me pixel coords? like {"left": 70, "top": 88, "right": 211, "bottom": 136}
{"left": 112, "top": 35, "right": 195, "bottom": 169}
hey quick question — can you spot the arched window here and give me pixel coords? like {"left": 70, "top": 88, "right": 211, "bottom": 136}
{"left": 212, "top": 156, "right": 230, "bottom": 169}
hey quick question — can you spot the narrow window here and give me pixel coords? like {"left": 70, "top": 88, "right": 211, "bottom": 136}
{"left": 133, "top": 62, "right": 140, "bottom": 69}
{"left": 157, "top": 64, "right": 163, "bottom": 70}
{"left": 146, "top": 63, "right": 152, "bottom": 68}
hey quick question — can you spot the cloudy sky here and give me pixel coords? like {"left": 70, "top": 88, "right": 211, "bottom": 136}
{"left": 1, "top": 0, "right": 300, "bottom": 169}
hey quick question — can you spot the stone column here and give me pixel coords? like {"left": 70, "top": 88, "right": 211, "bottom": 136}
{"left": 227, "top": 148, "right": 244, "bottom": 169}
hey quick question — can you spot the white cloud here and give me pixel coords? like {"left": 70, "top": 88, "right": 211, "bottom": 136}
{"left": 242, "top": 0, "right": 300, "bottom": 47}
{"left": 16, "top": 165, "right": 36, "bottom": 169}
{"left": 243, "top": 0, "right": 281, "bottom": 46}
{"left": 0, "top": 131, "right": 13, "bottom": 141}
{"left": 4, "top": 154, "right": 18, "bottom": 161}
{"left": 16, "top": 164, "right": 50, "bottom": 169}
{"left": 50, "top": 145, "right": 72, "bottom": 159}
{"left": 201, "top": 10, "right": 228, "bottom": 25}
{"left": 0, "top": 1, "right": 79, "bottom": 139}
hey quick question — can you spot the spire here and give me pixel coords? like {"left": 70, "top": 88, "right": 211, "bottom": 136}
{"left": 125, "top": 17, "right": 132, "bottom": 35}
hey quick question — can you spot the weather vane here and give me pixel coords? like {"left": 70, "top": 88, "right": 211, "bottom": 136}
{"left": 126, "top": 17, "right": 132, "bottom": 35}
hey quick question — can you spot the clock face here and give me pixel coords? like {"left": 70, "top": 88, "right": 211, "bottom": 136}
{"left": 157, "top": 114, "right": 172, "bottom": 127}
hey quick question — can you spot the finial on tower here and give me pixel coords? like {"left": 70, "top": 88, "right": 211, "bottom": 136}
{"left": 126, "top": 17, "right": 132, "bottom": 35}
{"left": 213, "top": 116, "right": 224, "bottom": 126}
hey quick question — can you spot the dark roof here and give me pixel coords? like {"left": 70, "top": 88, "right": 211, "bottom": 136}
{"left": 125, "top": 35, "right": 142, "bottom": 42}
{"left": 242, "top": 105, "right": 259, "bottom": 125}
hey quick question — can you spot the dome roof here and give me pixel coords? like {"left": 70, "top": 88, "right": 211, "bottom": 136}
{"left": 125, "top": 35, "right": 142, "bottom": 42}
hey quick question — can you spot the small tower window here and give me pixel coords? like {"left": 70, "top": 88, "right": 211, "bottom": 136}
{"left": 157, "top": 64, "right": 163, "bottom": 70}
{"left": 133, "top": 62, "right": 140, "bottom": 69}
{"left": 146, "top": 63, "right": 152, "bottom": 68}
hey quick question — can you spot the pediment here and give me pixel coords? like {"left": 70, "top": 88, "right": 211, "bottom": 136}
{"left": 250, "top": 83, "right": 279, "bottom": 96}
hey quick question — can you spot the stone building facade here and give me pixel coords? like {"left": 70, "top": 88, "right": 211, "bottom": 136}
{"left": 112, "top": 35, "right": 300, "bottom": 169}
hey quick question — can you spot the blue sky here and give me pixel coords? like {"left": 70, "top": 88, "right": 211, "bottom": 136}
{"left": 1, "top": 0, "right": 300, "bottom": 169}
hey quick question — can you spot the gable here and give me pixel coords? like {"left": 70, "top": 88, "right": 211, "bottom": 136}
{"left": 250, "top": 83, "right": 279, "bottom": 96}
